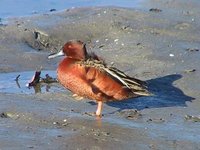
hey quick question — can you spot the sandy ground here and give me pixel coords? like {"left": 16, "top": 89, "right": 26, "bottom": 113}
{"left": 0, "top": 0, "right": 200, "bottom": 149}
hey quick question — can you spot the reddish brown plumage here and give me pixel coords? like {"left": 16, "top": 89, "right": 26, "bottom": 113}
{"left": 57, "top": 58, "right": 132, "bottom": 102}
{"left": 49, "top": 40, "right": 150, "bottom": 116}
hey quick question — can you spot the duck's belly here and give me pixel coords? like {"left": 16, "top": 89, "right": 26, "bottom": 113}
{"left": 58, "top": 70, "right": 136, "bottom": 102}
{"left": 57, "top": 70, "right": 96, "bottom": 99}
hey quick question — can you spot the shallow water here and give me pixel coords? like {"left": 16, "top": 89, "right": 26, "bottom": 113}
{"left": 0, "top": 0, "right": 144, "bottom": 19}
{"left": 0, "top": 1, "right": 200, "bottom": 149}
{"left": 0, "top": 71, "right": 64, "bottom": 94}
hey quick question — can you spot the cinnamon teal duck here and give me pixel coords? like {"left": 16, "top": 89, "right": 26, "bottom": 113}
{"left": 48, "top": 40, "right": 151, "bottom": 117}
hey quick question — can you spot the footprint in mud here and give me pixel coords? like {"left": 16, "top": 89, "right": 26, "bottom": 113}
{"left": 174, "top": 22, "right": 190, "bottom": 30}
{"left": 118, "top": 109, "right": 142, "bottom": 120}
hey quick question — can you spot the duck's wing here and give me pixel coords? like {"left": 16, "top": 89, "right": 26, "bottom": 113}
{"left": 104, "top": 66, "right": 151, "bottom": 96}
{"left": 80, "top": 59, "right": 151, "bottom": 96}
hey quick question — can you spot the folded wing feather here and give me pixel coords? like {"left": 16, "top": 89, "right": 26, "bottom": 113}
{"left": 78, "top": 58, "right": 151, "bottom": 96}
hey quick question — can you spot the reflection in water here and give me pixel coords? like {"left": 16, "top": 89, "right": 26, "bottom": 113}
{"left": 15, "top": 75, "right": 56, "bottom": 94}
{"left": 14, "top": 74, "right": 21, "bottom": 88}
{"left": 15, "top": 80, "right": 21, "bottom": 89}
{"left": 26, "top": 83, "right": 59, "bottom": 94}
{"left": 95, "top": 116, "right": 102, "bottom": 127}
{"left": 25, "top": 71, "right": 58, "bottom": 93}
{"left": 33, "top": 84, "right": 41, "bottom": 93}
{"left": 0, "top": 71, "right": 64, "bottom": 94}
{"left": 46, "top": 84, "right": 51, "bottom": 92}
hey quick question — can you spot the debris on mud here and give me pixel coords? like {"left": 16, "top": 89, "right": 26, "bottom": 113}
{"left": 184, "top": 69, "right": 196, "bottom": 73}
{"left": 90, "top": 129, "right": 111, "bottom": 138}
{"left": 49, "top": 9, "right": 56, "bottom": 12}
{"left": 25, "top": 29, "right": 62, "bottom": 52}
{"left": 149, "top": 8, "right": 162, "bottom": 13}
{"left": 41, "top": 74, "right": 58, "bottom": 84}
{"left": 146, "top": 118, "right": 165, "bottom": 123}
{"left": 0, "top": 112, "right": 20, "bottom": 119}
{"left": 26, "top": 70, "right": 57, "bottom": 88}
{"left": 33, "top": 30, "right": 50, "bottom": 50}
{"left": 98, "top": 45, "right": 105, "bottom": 48}
{"left": 185, "top": 115, "right": 200, "bottom": 122}
{"left": 0, "top": 112, "right": 9, "bottom": 118}
{"left": 186, "top": 48, "right": 199, "bottom": 52}
{"left": 52, "top": 119, "right": 71, "bottom": 128}
{"left": 119, "top": 109, "right": 142, "bottom": 120}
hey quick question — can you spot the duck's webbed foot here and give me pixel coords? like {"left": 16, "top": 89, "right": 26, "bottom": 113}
{"left": 84, "top": 101, "right": 103, "bottom": 118}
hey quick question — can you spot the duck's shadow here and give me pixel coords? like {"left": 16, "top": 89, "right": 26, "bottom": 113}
{"left": 106, "top": 74, "right": 194, "bottom": 111}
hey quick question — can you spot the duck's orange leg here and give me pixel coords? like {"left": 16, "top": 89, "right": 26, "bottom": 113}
{"left": 96, "top": 101, "right": 103, "bottom": 116}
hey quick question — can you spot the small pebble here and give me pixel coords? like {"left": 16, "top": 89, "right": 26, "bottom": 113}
{"left": 114, "top": 39, "right": 119, "bottom": 42}
{"left": 96, "top": 40, "right": 99, "bottom": 43}
{"left": 119, "top": 109, "right": 142, "bottom": 120}
{"left": 169, "top": 54, "right": 174, "bottom": 57}
{"left": 110, "top": 62, "right": 114, "bottom": 65}
{"left": 0, "top": 112, "right": 19, "bottom": 119}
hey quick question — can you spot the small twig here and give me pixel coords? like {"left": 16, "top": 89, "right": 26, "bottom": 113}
{"left": 15, "top": 75, "right": 20, "bottom": 81}
{"left": 40, "top": 74, "right": 58, "bottom": 83}
{"left": 14, "top": 75, "right": 21, "bottom": 88}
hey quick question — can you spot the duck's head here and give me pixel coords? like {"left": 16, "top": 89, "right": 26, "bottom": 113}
{"left": 48, "top": 40, "right": 87, "bottom": 60}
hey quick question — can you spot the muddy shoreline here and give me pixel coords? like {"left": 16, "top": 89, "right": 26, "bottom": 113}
{"left": 0, "top": 0, "right": 200, "bottom": 149}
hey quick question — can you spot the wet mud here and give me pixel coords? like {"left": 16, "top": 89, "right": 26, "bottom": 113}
{"left": 0, "top": 0, "right": 200, "bottom": 149}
